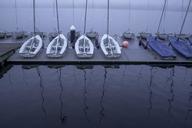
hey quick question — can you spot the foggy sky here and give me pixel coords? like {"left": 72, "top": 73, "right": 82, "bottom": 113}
{"left": 0, "top": 0, "right": 191, "bottom": 11}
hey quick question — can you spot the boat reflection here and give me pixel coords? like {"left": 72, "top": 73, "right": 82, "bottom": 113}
{"left": 36, "top": 67, "right": 47, "bottom": 117}
{"left": 147, "top": 67, "right": 154, "bottom": 118}
{"left": 167, "top": 67, "right": 175, "bottom": 123}
{"left": 0, "top": 65, "right": 13, "bottom": 79}
{"left": 57, "top": 68, "right": 67, "bottom": 124}
{"left": 98, "top": 67, "right": 107, "bottom": 127}
{"left": 185, "top": 70, "right": 192, "bottom": 122}
{"left": 82, "top": 69, "right": 91, "bottom": 124}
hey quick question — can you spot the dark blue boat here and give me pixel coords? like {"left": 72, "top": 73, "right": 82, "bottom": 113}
{"left": 169, "top": 36, "right": 192, "bottom": 59}
{"left": 146, "top": 36, "right": 176, "bottom": 59}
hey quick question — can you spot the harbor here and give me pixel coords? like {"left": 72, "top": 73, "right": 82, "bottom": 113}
{"left": 1, "top": 0, "right": 192, "bottom": 128}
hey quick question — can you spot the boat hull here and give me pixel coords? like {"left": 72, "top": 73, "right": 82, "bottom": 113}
{"left": 75, "top": 35, "right": 94, "bottom": 58}
{"left": 46, "top": 34, "right": 68, "bottom": 58}
{"left": 100, "top": 34, "right": 121, "bottom": 58}
{"left": 19, "top": 35, "right": 43, "bottom": 58}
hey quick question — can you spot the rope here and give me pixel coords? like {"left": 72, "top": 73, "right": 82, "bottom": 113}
{"left": 157, "top": 0, "right": 167, "bottom": 33}
{"left": 33, "top": 0, "right": 36, "bottom": 35}
{"left": 15, "top": 0, "right": 19, "bottom": 32}
{"left": 83, "top": 0, "right": 88, "bottom": 34}
{"left": 56, "top": 0, "right": 60, "bottom": 34}
{"left": 179, "top": 0, "right": 191, "bottom": 34}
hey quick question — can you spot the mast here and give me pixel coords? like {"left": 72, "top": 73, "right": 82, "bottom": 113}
{"left": 83, "top": 0, "right": 88, "bottom": 35}
{"left": 33, "top": 0, "right": 36, "bottom": 35}
{"left": 72, "top": 0, "right": 75, "bottom": 25}
{"left": 56, "top": 0, "right": 60, "bottom": 34}
{"left": 15, "top": 0, "right": 19, "bottom": 32}
{"left": 157, "top": 0, "right": 167, "bottom": 33}
{"left": 179, "top": 0, "right": 191, "bottom": 34}
{"left": 128, "top": 0, "right": 131, "bottom": 32}
{"left": 107, "top": 0, "right": 110, "bottom": 36}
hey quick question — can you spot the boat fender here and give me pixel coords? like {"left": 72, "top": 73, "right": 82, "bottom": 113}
{"left": 122, "top": 41, "right": 129, "bottom": 48}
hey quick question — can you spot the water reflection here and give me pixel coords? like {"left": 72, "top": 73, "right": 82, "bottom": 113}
{"left": 98, "top": 67, "right": 107, "bottom": 127}
{"left": 1, "top": 65, "right": 192, "bottom": 127}
{"left": 147, "top": 67, "right": 154, "bottom": 118}
{"left": 21, "top": 66, "right": 28, "bottom": 86}
{"left": 185, "top": 92, "right": 192, "bottom": 121}
{"left": 185, "top": 70, "right": 192, "bottom": 122}
{"left": 36, "top": 67, "right": 47, "bottom": 117}
{"left": 168, "top": 67, "right": 175, "bottom": 123}
{"left": 57, "top": 68, "right": 67, "bottom": 124}
{"left": 82, "top": 69, "right": 91, "bottom": 124}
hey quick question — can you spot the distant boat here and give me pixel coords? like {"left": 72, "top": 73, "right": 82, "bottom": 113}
{"left": 75, "top": 35, "right": 94, "bottom": 58}
{"left": 46, "top": 34, "right": 68, "bottom": 58}
{"left": 100, "top": 34, "right": 121, "bottom": 58}
{"left": 19, "top": 35, "right": 43, "bottom": 58}
{"left": 156, "top": 33, "right": 168, "bottom": 40}
{"left": 140, "top": 32, "right": 152, "bottom": 40}
{"left": 15, "top": 31, "right": 28, "bottom": 40}
{"left": 0, "top": 32, "right": 6, "bottom": 39}
{"left": 122, "top": 32, "right": 135, "bottom": 40}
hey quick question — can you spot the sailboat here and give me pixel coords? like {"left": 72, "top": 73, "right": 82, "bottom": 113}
{"left": 168, "top": 0, "right": 192, "bottom": 59}
{"left": 156, "top": 0, "right": 168, "bottom": 40}
{"left": 46, "top": 0, "right": 68, "bottom": 58}
{"left": 122, "top": 0, "right": 135, "bottom": 40}
{"left": 19, "top": 0, "right": 43, "bottom": 58}
{"left": 100, "top": 0, "right": 121, "bottom": 58}
{"left": 86, "top": 0, "right": 99, "bottom": 49}
{"left": 0, "top": 32, "right": 6, "bottom": 39}
{"left": 75, "top": 0, "right": 94, "bottom": 58}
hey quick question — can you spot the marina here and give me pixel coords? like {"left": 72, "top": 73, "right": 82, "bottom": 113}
{"left": 0, "top": 37, "right": 191, "bottom": 66}
{"left": 0, "top": 0, "right": 192, "bottom": 128}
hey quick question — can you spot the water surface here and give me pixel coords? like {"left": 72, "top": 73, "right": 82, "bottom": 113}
{"left": 0, "top": 65, "right": 192, "bottom": 128}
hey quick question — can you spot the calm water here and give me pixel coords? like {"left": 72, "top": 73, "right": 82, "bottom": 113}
{"left": 0, "top": 65, "right": 192, "bottom": 128}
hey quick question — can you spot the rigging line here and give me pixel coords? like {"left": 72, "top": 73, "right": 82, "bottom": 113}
{"left": 179, "top": 0, "right": 192, "bottom": 34}
{"left": 15, "top": 0, "right": 19, "bottom": 31}
{"left": 157, "top": 0, "right": 167, "bottom": 33}
{"left": 146, "top": 0, "right": 149, "bottom": 32}
{"left": 33, "top": 0, "right": 36, "bottom": 35}
{"left": 72, "top": 0, "right": 75, "bottom": 24}
{"left": 128, "top": 0, "right": 131, "bottom": 31}
{"left": 56, "top": 0, "right": 60, "bottom": 34}
{"left": 163, "top": 0, "right": 168, "bottom": 33}
{"left": 181, "top": 0, "right": 184, "bottom": 19}
{"left": 107, "top": 0, "right": 110, "bottom": 36}
{"left": 91, "top": 0, "right": 94, "bottom": 30}
{"left": 83, "top": 0, "right": 88, "bottom": 34}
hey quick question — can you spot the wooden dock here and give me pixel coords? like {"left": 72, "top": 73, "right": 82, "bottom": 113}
{"left": 0, "top": 38, "right": 191, "bottom": 67}
{"left": 7, "top": 43, "right": 192, "bottom": 66}
{"left": 0, "top": 42, "right": 21, "bottom": 66}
